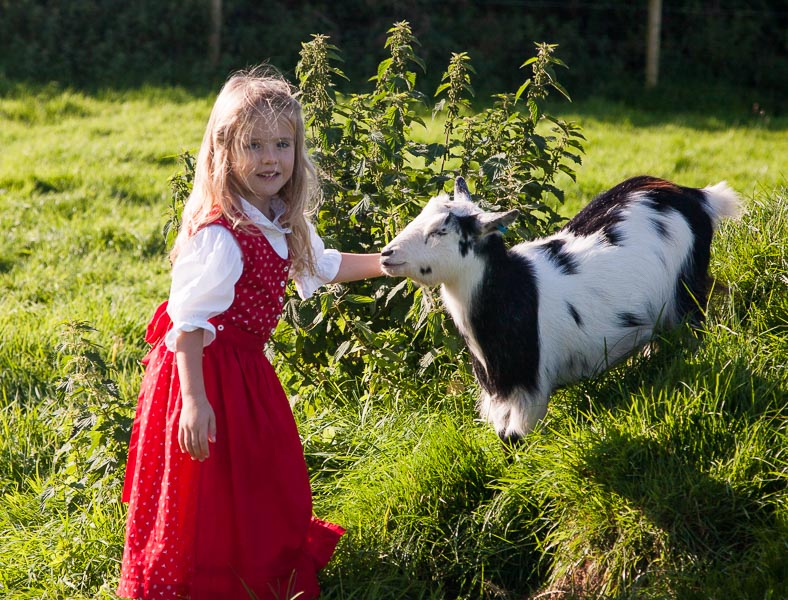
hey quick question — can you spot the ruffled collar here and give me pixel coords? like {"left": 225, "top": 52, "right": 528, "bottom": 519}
{"left": 239, "top": 196, "right": 292, "bottom": 235}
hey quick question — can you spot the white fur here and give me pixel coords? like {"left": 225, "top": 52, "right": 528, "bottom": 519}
{"left": 702, "top": 181, "right": 742, "bottom": 225}
{"left": 381, "top": 178, "right": 741, "bottom": 439}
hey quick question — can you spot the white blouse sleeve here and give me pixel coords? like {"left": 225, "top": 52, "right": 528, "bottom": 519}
{"left": 164, "top": 225, "right": 243, "bottom": 351}
{"left": 294, "top": 222, "right": 342, "bottom": 300}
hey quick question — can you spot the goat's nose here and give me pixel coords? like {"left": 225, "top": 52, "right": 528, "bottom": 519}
{"left": 381, "top": 248, "right": 394, "bottom": 257}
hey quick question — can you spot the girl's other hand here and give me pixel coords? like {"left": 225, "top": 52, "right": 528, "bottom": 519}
{"left": 178, "top": 394, "right": 217, "bottom": 461}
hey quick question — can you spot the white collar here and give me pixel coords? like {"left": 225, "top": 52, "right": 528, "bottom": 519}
{"left": 239, "top": 196, "right": 292, "bottom": 235}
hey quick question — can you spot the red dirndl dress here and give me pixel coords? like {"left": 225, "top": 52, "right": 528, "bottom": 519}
{"left": 117, "top": 219, "right": 344, "bottom": 599}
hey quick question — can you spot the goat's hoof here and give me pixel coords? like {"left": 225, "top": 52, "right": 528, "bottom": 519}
{"left": 499, "top": 433, "right": 524, "bottom": 458}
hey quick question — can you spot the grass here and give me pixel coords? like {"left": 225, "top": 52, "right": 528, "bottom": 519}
{"left": 0, "top": 83, "right": 786, "bottom": 599}
{"left": 552, "top": 97, "right": 786, "bottom": 214}
{"left": 408, "top": 94, "right": 786, "bottom": 218}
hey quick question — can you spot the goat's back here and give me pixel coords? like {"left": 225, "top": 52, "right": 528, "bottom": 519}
{"left": 512, "top": 176, "right": 739, "bottom": 385}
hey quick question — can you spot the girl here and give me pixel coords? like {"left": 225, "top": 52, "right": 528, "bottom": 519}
{"left": 117, "top": 66, "right": 382, "bottom": 599}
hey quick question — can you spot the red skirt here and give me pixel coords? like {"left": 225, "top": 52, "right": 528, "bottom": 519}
{"left": 117, "top": 302, "right": 344, "bottom": 599}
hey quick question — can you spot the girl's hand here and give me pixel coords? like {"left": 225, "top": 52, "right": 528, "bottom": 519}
{"left": 178, "top": 394, "right": 217, "bottom": 461}
{"left": 173, "top": 329, "right": 215, "bottom": 461}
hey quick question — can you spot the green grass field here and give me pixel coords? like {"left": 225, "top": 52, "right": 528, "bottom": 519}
{"left": 0, "top": 84, "right": 786, "bottom": 599}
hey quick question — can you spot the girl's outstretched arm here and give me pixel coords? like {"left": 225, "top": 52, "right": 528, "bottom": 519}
{"left": 331, "top": 253, "right": 384, "bottom": 284}
{"left": 175, "top": 329, "right": 217, "bottom": 461}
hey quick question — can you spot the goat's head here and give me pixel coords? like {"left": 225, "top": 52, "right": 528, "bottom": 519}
{"left": 380, "top": 177, "right": 519, "bottom": 286}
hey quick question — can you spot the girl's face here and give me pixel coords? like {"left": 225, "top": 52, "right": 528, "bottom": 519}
{"left": 232, "top": 115, "right": 295, "bottom": 210}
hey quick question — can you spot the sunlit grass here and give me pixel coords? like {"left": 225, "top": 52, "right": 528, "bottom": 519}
{"left": 410, "top": 97, "right": 787, "bottom": 215}
{"left": 0, "top": 86, "right": 786, "bottom": 599}
{"left": 553, "top": 99, "right": 787, "bottom": 215}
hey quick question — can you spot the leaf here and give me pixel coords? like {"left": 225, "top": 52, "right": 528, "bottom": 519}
{"left": 373, "top": 58, "right": 392, "bottom": 83}
{"left": 528, "top": 98, "right": 539, "bottom": 124}
{"left": 385, "top": 279, "right": 410, "bottom": 305}
{"left": 481, "top": 153, "right": 508, "bottom": 181}
{"left": 514, "top": 80, "right": 530, "bottom": 102}
{"left": 550, "top": 56, "right": 569, "bottom": 69}
{"left": 551, "top": 81, "right": 572, "bottom": 101}
{"left": 419, "top": 350, "right": 437, "bottom": 371}
{"left": 557, "top": 163, "right": 578, "bottom": 181}
{"left": 349, "top": 195, "right": 371, "bottom": 218}
{"left": 411, "top": 55, "right": 427, "bottom": 72}
{"left": 332, "top": 340, "right": 353, "bottom": 363}
{"left": 344, "top": 294, "right": 375, "bottom": 305}
{"left": 434, "top": 82, "right": 451, "bottom": 96}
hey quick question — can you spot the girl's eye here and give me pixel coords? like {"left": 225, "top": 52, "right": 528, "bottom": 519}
{"left": 249, "top": 141, "right": 261, "bottom": 150}
{"left": 277, "top": 140, "right": 291, "bottom": 149}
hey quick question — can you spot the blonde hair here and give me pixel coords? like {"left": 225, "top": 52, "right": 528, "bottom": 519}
{"left": 171, "top": 65, "right": 318, "bottom": 277}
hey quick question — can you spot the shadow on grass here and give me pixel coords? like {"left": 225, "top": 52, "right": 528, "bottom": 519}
{"left": 583, "top": 428, "right": 779, "bottom": 561}
{"left": 549, "top": 96, "right": 786, "bottom": 133}
{"left": 311, "top": 413, "right": 550, "bottom": 599}
{"left": 550, "top": 323, "right": 788, "bottom": 595}
{"left": 543, "top": 77, "right": 787, "bottom": 132}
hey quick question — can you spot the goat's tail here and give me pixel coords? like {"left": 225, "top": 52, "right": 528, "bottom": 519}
{"left": 702, "top": 181, "right": 743, "bottom": 228}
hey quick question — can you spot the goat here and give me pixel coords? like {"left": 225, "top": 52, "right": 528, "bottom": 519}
{"left": 380, "top": 176, "right": 741, "bottom": 442}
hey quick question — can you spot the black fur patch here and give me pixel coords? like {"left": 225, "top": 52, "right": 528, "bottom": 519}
{"left": 639, "top": 179, "right": 713, "bottom": 325}
{"left": 454, "top": 214, "right": 479, "bottom": 238}
{"left": 617, "top": 311, "right": 646, "bottom": 328}
{"left": 563, "top": 178, "right": 639, "bottom": 245}
{"left": 567, "top": 302, "right": 583, "bottom": 327}
{"left": 453, "top": 214, "right": 478, "bottom": 258}
{"left": 567, "top": 176, "right": 714, "bottom": 326}
{"left": 603, "top": 224, "right": 623, "bottom": 246}
{"left": 538, "top": 239, "right": 579, "bottom": 275}
{"left": 649, "top": 217, "right": 671, "bottom": 240}
{"left": 468, "top": 235, "right": 540, "bottom": 396}
{"left": 420, "top": 266, "right": 432, "bottom": 276}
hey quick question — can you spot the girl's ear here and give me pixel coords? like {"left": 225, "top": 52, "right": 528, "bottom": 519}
{"left": 478, "top": 209, "right": 520, "bottom": 236}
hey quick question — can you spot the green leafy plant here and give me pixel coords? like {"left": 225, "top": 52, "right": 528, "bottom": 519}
{"left": 278, "top": 22, "right": 584, "bottom": 410}
{"left": 163, "top": 22, "right": 585, "bottom": 414}
{"left": 164, "top": 150, "right": 196, "bottom": 250}
{"left": 162, "top": 20, "right": 584, "bottom": 424}
{"left": 42, "top": 321, "right": 132, "bottom": 510}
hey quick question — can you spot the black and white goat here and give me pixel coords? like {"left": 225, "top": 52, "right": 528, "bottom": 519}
{"left": 380, "top": 176, "right": 741, "bottom": 442}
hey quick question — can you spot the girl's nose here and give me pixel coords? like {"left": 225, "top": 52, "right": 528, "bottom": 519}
{"left": 261, "top": 145, "right": 276, "bottom": 163}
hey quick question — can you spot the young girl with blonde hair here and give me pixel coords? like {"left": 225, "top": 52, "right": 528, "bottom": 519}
{"left": 117, "top": 66, "right": 382, "bottom": 599}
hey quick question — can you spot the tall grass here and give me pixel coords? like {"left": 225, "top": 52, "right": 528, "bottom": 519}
{"left": 552, "top": 97, "right": 787, "bottom": 215}
{"left": 306, "top": 194, "right": 788, "bottom": 599}
{"left": 0, "top": 85, "right": 786, "bottom": 598}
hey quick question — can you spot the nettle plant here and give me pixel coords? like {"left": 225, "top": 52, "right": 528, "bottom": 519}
{"left": 170, "top": 22, "right": 584, "bottom": 407}
{"left": 44, "top": 322, "right": 133, "bottom": 510}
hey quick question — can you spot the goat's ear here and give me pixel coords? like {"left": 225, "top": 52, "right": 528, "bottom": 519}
{"left": 478, "top": 209, "right": 520, "bottom": 236}
{"left": 454, "top": 176, "right": 472, "bottom": 202}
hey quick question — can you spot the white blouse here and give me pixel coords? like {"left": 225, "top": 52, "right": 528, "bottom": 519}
{"left": 165, "top": 197, "right": 342, "bottom": 351}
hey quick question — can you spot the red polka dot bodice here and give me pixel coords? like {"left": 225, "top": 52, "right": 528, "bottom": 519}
{"left": 211, "top": 217, "right": 290, "bottom": 343}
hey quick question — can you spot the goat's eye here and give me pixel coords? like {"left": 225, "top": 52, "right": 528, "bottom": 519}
{"left": 428, "top": 228, "right": 447, "bottom": 238}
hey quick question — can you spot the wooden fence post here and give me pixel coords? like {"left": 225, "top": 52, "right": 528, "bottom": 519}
{"left": 646, "top": 0, "right": 662, "bottom": 88}
{"left": 209, "top": 0, "right": 222, "bottom": 68}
